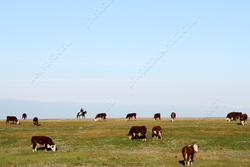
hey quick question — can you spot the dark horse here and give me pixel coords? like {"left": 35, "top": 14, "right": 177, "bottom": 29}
{"left": 76, "top": 108, "right": 87, "bottom": 119}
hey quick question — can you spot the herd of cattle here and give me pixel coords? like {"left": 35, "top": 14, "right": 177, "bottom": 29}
{"left": 4, "top": 110, "right": 248, "bottom": 166}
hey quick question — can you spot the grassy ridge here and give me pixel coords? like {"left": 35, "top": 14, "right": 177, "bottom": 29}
{"left": 0, "top": 118, "right": 249, "bottom": 166}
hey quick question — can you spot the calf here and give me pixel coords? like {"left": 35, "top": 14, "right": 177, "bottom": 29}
{"left": 128, "top": 126, "right": 147, "bottom": 141}
{"left": 240, "top": 114, "right": 248, "bottom": 126}
{"left": 6, "top": 116, "right": 20, "bottom": 125}
{"left": 152, "top": 126, "right": 162, "bottom": 140}
{"left": 171, "top": 112, "right": 176, "bottom": 122}
{"left": 31, "top": 136, "right": 56, "bottom": 152}
{"left": 154, "top": 113, "right": 161, "bottom": 121}
{"left": 33, "top": 117, "right": 39, "bottom": 126}
{"left": 22, "top": 113, "right": 27, "bottom": 119}
{"left": 182, "top": 144, "right": 199, "bottom": 167}
{"left": 226, "top": 112, "right": 242, "bottom": 121}
{"left": 126, "top": 113, "right": 136, "bottom": 121}
{"left": 95, "top": 113, "right": 107, "bottom": 121}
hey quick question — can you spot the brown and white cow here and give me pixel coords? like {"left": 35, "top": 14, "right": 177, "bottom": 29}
{"left": 152, "top": 126, "right": 162, "bottom": 140}
{"left": 95, "top": 113, "right": 107, "bottom": 121}
{"left": 22, "top": 113, "right": 27, "bottom": 119}
{"left": 240, "top": 114, "right": 248, "bottom": 126}
{"left": 6, "top": 116, "right": 20, "bottom": 125}
{"left": 126, "top": 113, "right": 136, "bottom": 121}
{"left": 226, "top": 112, "right": 242, "bottom": 121}
{"left": 31, "top": 136, "right": 56, "bottom": 152}
{"left": 128, "top": 126, "right": 147, "bottom": 141}
{"left": 182, "top": 144, "right": 199, "bottom": 167}
{"left": 33, "top": 117, "right": 39, "bottom": 126}
{"left": 154, "top": 113, "right": 161, "bottom": 121}
{"left": 171, "top": 112, "right": 176, "bottom": 122}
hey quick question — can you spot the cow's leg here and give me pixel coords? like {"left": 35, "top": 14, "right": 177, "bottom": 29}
{"left": 190, "top": 155, "right": 194, "bottom": 165}
{"left": 33, "top": 143, "right": 36, "bottom": 152}
{"left": 142, "top": 134, "right": 146, "bottom": 142}
{"left": 133, "top": 132, "right": 136, "bottom": 139}
{"left": 45, "top": 143, "right": 48, "bottom": 152}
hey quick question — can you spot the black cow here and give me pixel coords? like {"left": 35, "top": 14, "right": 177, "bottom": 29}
{"left": 152, "top": 126, "right": 162, "bottom": 140}
{"left": 95, "top": 113, "right": 107, "bottom": 121}
{"left": 154, "top": 113, "right": 161, "bottom": 121}
{"left": 33, "top": 117, "right": 39, "bottom": 126}
{"left": 31, "top": 136, "right": 56, "bottom": 152}
{"left": 126, "top": 113, "right": 136, "bottom": 121}
{"left": 22, "top": 113, "right": 27, "bottom": 119}
{"left": 128, "top": 126, "right": 147, "bottom": 141}
{"left": 240, "top": 113, "right": 248, "bottom": 126}
{"left": 226, "top": 112, "right": 242, "bottom": 121}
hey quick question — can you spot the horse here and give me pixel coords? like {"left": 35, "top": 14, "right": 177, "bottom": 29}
{"left": 76, "top": 108, "right": 87, "bottom": 119}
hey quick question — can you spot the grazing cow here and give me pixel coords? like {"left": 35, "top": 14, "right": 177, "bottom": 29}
{"left": 226, "top": 112, "right": 242, "bottom": 121}
{"left": 95, "top": 113, "right": 107, "bottom": 121}
{"left": 76, "top": 108, "right": 87, "bottom": 119}
{"left": 154, "top": 113, "right": 161, "bottom": 121}
{"left": 6, "top": 116, "right": 20, "bottom": 125}
{"left": 128, "top": 126, "right": 147, "bottom": 141}
{"left": 31, "top": 136, "right": 56, "bottom": 152}
{"left": 126, "top": 113, "right": 136, "bottom": 121}
{"left": 240, "top": 114, "right": 248, "bottom": 126}
{"left": 22, "top": 113, "right": 27, "bottom": 119}
{"left": 171, "top": 112, "right": 176, "bottom": 122}
{"left": 182, "top": 144, "right": 199, "bottom": 167}
{"left": 152, "top": 126, "right": 162, "bottom": 140}
{"left": 33, "top": 117, "right": 39, "bottom": 126}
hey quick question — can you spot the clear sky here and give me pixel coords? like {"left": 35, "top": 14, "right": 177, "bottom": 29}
{"left": 1, "top": 1, "right": 250, "bottom": 119}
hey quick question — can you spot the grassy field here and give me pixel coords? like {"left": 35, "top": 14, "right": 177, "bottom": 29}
{"left": 0, "top": 118, "right": 249, "bottom": 167}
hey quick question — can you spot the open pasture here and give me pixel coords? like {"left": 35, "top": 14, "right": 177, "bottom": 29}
{"left": 0, "top": 118, "right": 249, "bottom": 166}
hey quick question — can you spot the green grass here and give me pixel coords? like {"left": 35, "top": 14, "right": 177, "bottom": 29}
{"left": 0, "top": 118, "right": 249, "bottom": 166}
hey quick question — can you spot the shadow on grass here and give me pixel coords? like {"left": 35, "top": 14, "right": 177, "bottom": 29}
{"left": 178, "top": 160, "right": 185, "bottom": 166}
{"left": 237, "top": 123, "right": 242, "bottom": 125}
{"left": 36, "top": 147, "right": 56, "bottom": 151}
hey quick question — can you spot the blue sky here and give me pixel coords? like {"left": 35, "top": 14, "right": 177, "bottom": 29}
{"left": 1, "top": 1, "right": 250, "bottom": 119}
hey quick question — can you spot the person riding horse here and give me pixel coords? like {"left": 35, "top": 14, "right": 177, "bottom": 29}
{"left": 76, "top": 108, "right": 87, "bottom": 119}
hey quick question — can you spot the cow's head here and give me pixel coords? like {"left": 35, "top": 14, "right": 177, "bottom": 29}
{"left": 16, "top": 120, "right": 20, "bottom": 125}
{"left": 128, "top": 134, "right": 132, "bottom": 140}
{"left": 193, "top": 144, "right": 199, "bottom": 152}
{"left": 226, "top": 117, "right": 230, "bottom": 121}
{"left": 48, "top": 144, "right": 57, "bottom": 152}
{"left": 128, "top": 132, "right": 135, "bottom": 140}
